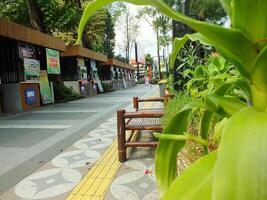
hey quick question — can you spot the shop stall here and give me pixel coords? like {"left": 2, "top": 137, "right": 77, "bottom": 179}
{"left": 101, "top": 58, "right": 136, "bottom": 91}
{"left": 0, "top": 19, "right": 64, "bottom": 112}
{"left": 60, "top": 46, "right": 107, "bottom": 96}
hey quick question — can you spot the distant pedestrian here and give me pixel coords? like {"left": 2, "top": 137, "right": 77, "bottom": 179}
{"left": 144, "top": 76, "right": 150, "bottom": 86}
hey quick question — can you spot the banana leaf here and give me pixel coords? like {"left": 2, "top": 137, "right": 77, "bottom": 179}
{"left": 155, "top": 108, "right": 191, "bottom": 194}
{"left": 161, "top": 151, "right": 217, "bottom": 200}
{"left": 213, "top": 108, "right": 267, "bottom": 200}
{"left": 76, "top": 0, "right": 258, "bottom": 79}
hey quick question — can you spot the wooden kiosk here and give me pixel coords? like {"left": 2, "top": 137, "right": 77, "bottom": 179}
{"left": 101, "top": 58, "right": 136, "bottom": 91}
{"left": 60, "top": 46, "right": 108, "bottom": 96}
{"left": 0, "top": 19, "right": 65, "bottom": 113}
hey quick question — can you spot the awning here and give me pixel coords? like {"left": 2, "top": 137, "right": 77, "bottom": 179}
{"left": 103, "top": 58, "right": 136, "bottom": 70}
{"left": 0, "top": 19, "right": 65, "bottom": 51}
{"left": 61, "top": 46, "right": 107, "bottom": 63}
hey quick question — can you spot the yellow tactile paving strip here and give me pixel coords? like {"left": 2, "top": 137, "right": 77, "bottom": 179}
{"left": 67, "top": 100, "right": 158, "bottom": 200}
{"left": 66, "top": 141, "right": 120, "bottom": 200}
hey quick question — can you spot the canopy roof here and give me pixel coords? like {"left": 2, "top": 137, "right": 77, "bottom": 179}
{"left": 0, "top": 19, "right": 65, "bottom": 51}
{"left": 61, "top": 46, "right": 107, "bottom": 63}
{"left": 103, "top": 58, "right": 135, "bottom": 70}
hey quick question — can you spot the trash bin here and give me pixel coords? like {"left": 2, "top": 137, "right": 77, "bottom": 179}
{"left": 93, "top": 83, "right": 98, "bottom": 95}
{"left": 158, "top": 80, "right": 167, "bottom": 97}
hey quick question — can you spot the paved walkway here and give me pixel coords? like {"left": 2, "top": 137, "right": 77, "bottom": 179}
{"left": 0, "top": 84, "right": 160, "bottom": 200}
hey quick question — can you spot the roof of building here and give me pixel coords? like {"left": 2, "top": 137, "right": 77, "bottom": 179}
{"left": 103, "top": 58, "right": 135, "bottom": 70}
{"left": 0, "top": 19, "right": 65, "bottom": 51}
{"left": 129, "top": 58, "right": 145, "bottom": 65}
{"left": 60, "top": 46, "right": 107, "bottom": 63}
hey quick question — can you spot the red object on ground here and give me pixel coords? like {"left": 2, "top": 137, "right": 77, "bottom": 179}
{"left": 144, "top": 169, "right": 153, "bottom": 174}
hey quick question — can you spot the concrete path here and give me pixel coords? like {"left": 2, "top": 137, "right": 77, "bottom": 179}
{"left": 0, "top": 84, "right": 159, "bottom": 199}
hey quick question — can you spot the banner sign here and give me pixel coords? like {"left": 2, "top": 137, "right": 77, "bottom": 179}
{"left": 80, "top": 66, "right": 88, "bottom": 80}
{"left": 39, "top": 70, "right": 53, "bottom": 104}
{"left": 91, "top": 60, "right": 103, "bottom": 92}
{"left": 46, "top": 48, "right": 61, "bottom": 74}
{"left": 24, "top": 58, "right": 40, "bottom": 77}
{"left": 19, "top": 43, "right": 36, "bottom": 59}
{"left": 24, "top": 88, "right": 36, "bottom": 105}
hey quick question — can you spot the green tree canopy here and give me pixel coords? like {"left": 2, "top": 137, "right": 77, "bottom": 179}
{"left": 0, "top": 0, "right": 116, "bottom": 56}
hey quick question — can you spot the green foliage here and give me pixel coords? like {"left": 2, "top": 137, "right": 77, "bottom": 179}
{"left": 183, "top": 54, "right": 239, "bottom": 98}
{"left": 87, "top": 8, "right": 115, "bottom": 57}
{"left": 0, "top": 0, "right": 30, "bottom": 26}
{"left": 114, "top": 54, "right": 127, "bottom": 62}
{"left": 172, "top": 41, "right": 209, "bottom": 89}
{"left": 145, "top": 53, "right": 154, "bottom": 66}
{"left": 0, "top": 0, "right": 81, "bottom": 32}
{"left": 163, "top": 92, "right": 191, "bottom": 127}
{"left": 101, "top": 80, "right": 114, "bottom": 92}
{"left": 53, "top": 80, "right": 81, "bottom": 102}
{"left": 0, "top": 0, "right": 116, "bottom": 57}
{"left": 165, "top": 74, "right": 176, "bottom": 94}
{"left": 77, "top": 0, "right": 267, "bottom": 199}
{"left": 47, "top": 0, "right": 81, "bottom": 32}
{"left": 150, "top": 77, "right": 160, "bottom": 85}
{"left": 190, "top": 0, "right": 227, "bottom": 22}
{"left": 167, "top": 0, "right": 227, "bottom": 23}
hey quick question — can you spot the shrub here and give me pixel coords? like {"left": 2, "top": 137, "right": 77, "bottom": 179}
{"left": 101, "top": 80, "right": 114, "bottom": 92}
{"left": 53, "top": 80, "right": 81, "bottom": 102}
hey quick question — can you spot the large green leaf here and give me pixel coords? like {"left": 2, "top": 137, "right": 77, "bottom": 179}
{"left": 77, "top": 0, "right": 257, "bottom": 77}
{"left": 206, "top": 94, "right": 247, "bottom": 116}
{"left": 155, "top": 108, "right": 191, "bottom": 194}
{"left": 219, "top": 0, "right": 232, "bottom": 19}
{"left": 251, "top": 46, "right": 267, "bottom": 90}
{"left": 161, "top": 151, "right": 217, "bottom": 200}
{"left": 200, "top": 111, "right": 213, "bottom": 140}
{"left": 170, "top": 36, "right": 189, "bottom": 70}
{"left": 232, "top": 0, "right": 267, "bottom": 44}
{"left": 235, "top": 80, "right": 251, "bottom": 102}
{"left": 213, "top": 107, "right": 267, "bottom": 200}
{"left": 250, "top": 46, "right": 267, "bottom": 110}
{"left": 154, "top": 133, "right": 208, "bottom": 147}
{"left": 213, "top": 82, "right": 233, "bottom": 95}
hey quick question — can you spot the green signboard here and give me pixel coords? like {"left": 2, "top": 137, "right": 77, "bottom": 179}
{"left": 24, "top": 58, "right": 40, "bottom": 76}
{"left": 46, "top": 48, "right": 61, "bottom": 74}
{"left": 39, "top": 70, "right": 53, "bottom": 104}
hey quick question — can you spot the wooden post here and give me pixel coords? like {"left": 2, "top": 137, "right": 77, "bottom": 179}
{"left": 133, "top": 97, "right": 139, "bottom": 111}
{"left": 117, "top": 109, "right": 127, "bottom": 162}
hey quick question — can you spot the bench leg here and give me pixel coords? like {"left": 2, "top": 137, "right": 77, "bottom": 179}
{"left": 117, "top": 110, "right": 127, "bottom": 162}
{"left": 133, "top": 97, "right": 139, "bottom": 111}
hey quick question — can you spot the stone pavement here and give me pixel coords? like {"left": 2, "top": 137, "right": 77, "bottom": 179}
{"left": 0, "top": 84, "right": 160, "bottom": 200}
{"left": 103, "top": 134, "right": 159, "bottom": 200}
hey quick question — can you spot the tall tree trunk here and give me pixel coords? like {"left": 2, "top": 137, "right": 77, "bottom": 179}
{"left": 82, "top": 29, "right": 91, "bottom": 49}
{"left": 25, "top": 0, "right": 46, "bottom": 32}
{"left": 73, "top": 0, "right": 82, "bottom": 8}
{"left": 126, "top": 12, "right": 130, "bottom": 63}
{"left": 156, "top": 26, "right": 161, "bottom": 79}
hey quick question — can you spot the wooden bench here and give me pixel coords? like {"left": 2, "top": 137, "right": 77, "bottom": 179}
{"left": 133, "top": 96, "right": 164, "bottom": 111}
{"left": 117, "top": 97, "right": 165, "bottom": 162}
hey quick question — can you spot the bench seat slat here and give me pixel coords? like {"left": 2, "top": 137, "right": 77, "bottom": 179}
{"left": 125, "top": 141, "right": 158, "bottom": 147}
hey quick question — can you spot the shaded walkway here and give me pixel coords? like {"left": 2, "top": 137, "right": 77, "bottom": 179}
{"left": 0, "top": 84, "right": 159, "bottom": 200}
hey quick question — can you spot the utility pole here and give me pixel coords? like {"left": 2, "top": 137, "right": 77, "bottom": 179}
{"left": 156, "top": 27, "right": 161, "bottom": 79}
{"left": 135, "top": 42, "right": 140, "bottom": 81}
{"left": 163, "top": 48, "right": 169, "bottom": 76}
{"left": 126, "top": 11, "right": 130, "bottom": 63}
{"left": 182, "top": 0, "right": 190, "bottom": 14}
